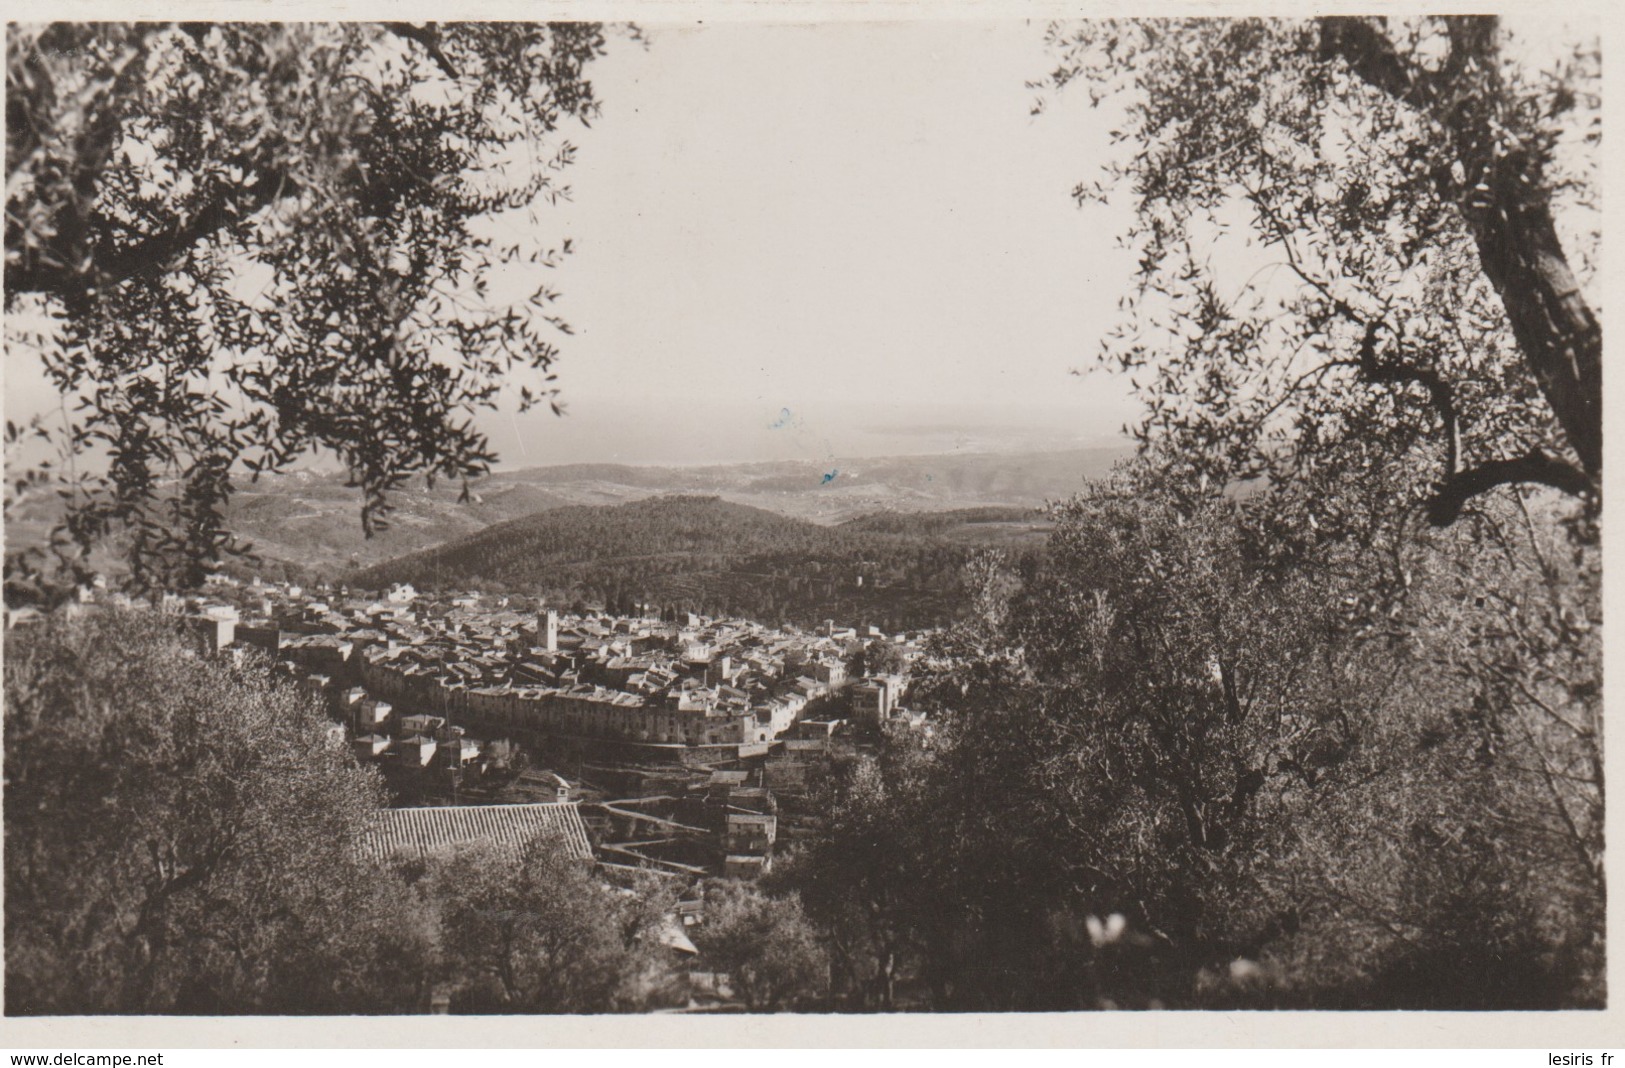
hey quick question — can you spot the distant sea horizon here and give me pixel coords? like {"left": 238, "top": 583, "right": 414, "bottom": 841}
{"left": 261, "top": 431, "right": 1134, "bottom": 480}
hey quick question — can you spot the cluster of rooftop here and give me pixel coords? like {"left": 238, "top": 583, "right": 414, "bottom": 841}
{"left": 129, "top": 575, "right": 922, "bottom": 763}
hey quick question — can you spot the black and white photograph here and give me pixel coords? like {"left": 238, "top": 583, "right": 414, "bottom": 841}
{"left": 1, "top": 2, "right": 1610, "bottom": 1041}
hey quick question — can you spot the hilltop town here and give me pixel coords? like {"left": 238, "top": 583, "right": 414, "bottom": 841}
{"left": 35, "top": 572, "right": 931, "bottom": 888}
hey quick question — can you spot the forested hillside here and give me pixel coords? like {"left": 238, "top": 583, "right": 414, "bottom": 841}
{"left": 5, "top": 448, "right": 1116, "bottom": 596}
{"left": 355, "top": 496, "right": 1040, "bottom": 630}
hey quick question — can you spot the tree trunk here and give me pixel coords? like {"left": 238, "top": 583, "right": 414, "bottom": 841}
{"left": 1319, "top": 16, "right": 1602, "bottom": 503}
{"left": 878, "top": 946, "right": 897, "bottom": 1011}
{"left": 1462, "top": 175, "right": 1602, "bottom": 488}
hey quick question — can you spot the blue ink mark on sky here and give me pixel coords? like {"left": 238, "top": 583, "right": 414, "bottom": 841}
{"left": 769, "top": 407, "right": 794, "bottom": 430}
{"left": 822, "top": 469, "right": 839, "bottom": 485}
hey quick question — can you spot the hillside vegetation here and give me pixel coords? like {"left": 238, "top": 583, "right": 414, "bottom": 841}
{"left": 355, "top": 495, "right": 1042, "bottom": 630}
{"left": 6, "top": 448, "right": 1119, "bottom": 589}
{"left": 5, "top": 610, "right": 814, "bottom": 1014}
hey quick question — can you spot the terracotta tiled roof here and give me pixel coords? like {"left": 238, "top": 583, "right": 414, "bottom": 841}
{"left": 359, "top": 802, "right": 592, "bottom": 862}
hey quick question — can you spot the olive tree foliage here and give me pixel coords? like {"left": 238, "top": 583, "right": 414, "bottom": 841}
{"left": 1034, "top": 17, "right": 1600, "bottom": 529}
{"left": 688, "top": 880, "right": 828, "bottom": 1012}
{"left": 4, "top": 609, "right": 436, "bottom": 1014}
{"left": 850, "top": 637, "right": 906, "bottom": 678}
{"left": 828, "top": 463, "right": 1604, "bottom": 1009}
{"left": 3, "top": 608, "right": 696, "bottom": 1015}
{"left": 976, "top": 475, "right": 1367, "bottom": 1002}
{"left": 1219, "top": 481, "right": 1604, "bottom": 1008}
{"left": 5, "top": 22, "right": 620, "bottom": 601}
{"left": 424, "top": 835, "right": 677, "bottom": 1013}
{"left": 772, "top": 743, "right": 936, "bottom": 1011}
{"left": 1400, "top": 491, "right": 1603, "bottom": 959}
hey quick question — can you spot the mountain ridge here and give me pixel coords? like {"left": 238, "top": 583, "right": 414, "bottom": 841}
{"left": 6, "top": 445, "right": 1129, "bottom": 585}
{"left": 352, "top": 493, "right": 1055, "bottom": 630}
{"left": 233, "top": 445, "right": 1127, "bottom": 571}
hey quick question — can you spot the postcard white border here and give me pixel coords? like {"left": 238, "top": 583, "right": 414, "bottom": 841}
{"left": 2, "top": 0, "right": 1619, "bottom": 1049}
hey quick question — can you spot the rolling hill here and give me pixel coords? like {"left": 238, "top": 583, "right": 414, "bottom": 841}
{"left": 353, "top": 494, "right": 1050, "bottom": 631}
{"left": 223, "top": 445, "right": 1123, "bottom": 571}
{"left": 6, "top": 446, "right": 1126, "bottom": 594}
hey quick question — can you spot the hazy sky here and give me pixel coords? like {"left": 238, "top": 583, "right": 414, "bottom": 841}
{"left": 6, "top": 21, "right": 1141, "bottom": 470}
{"left": 482, "top": 20, "right": 1143, "bottom": 466}
{"left": 493, "top": 16, "right": 1586, "bottom": 469}
{"left": 6, "top": 17, "right": 1592, "bottom": 471}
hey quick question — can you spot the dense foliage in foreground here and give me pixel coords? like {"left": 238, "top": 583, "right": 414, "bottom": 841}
{"left": 770, "top": 467, "right": 1602, "bottom": 1010}
{"left": 2, "top": 611, "right": 820, "bottom": 1014}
